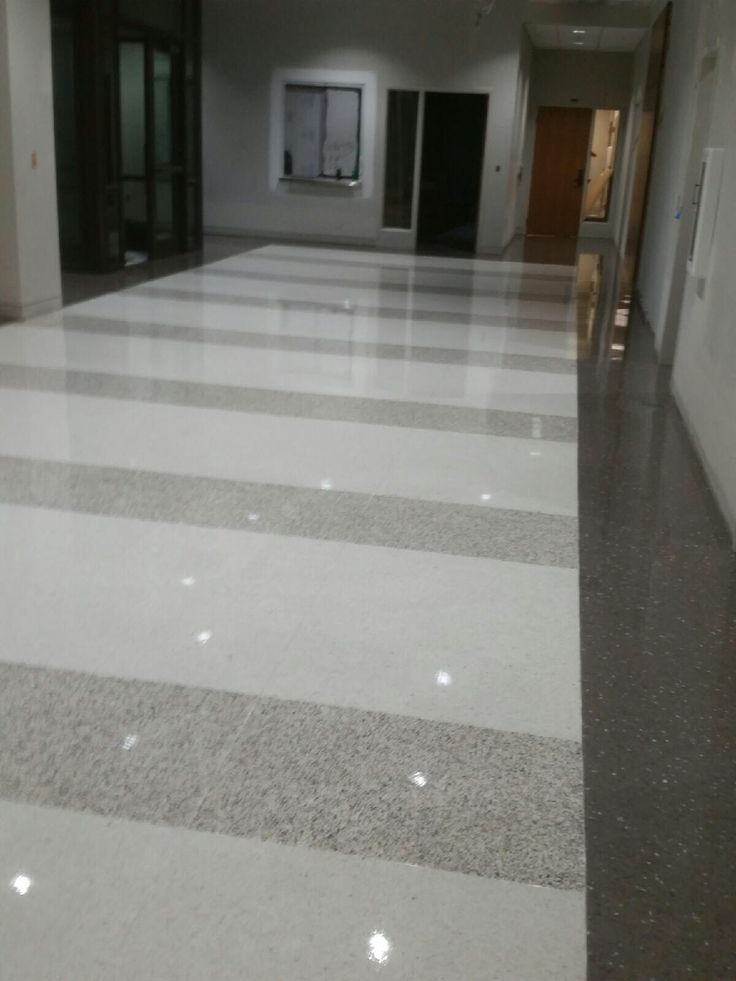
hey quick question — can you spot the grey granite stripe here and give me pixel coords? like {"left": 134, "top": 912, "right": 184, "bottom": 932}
{"left": 241, "top": 249, "right": 575, "bottom": 284}
{"left": 129, "top": 285, "right": 573, "bottom": 332}
{"left": 0, "top": 364, "right": 579, "bottom": 442}
{"left": 57, "top": 314, "right": 577, "bottom": 374}
{"left": 199, "top": 266, "right": 572, "bottom": 303}
{"left": 0, "top": 661, "right": 585, "bottom": 888}
{"left": 0, "top": 456, "right": 579, "bottom": 567}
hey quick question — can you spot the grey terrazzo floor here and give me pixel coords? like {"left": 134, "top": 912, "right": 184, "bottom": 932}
{"left": 0, "top": 362, "right": 580, "bottom": 440}
{"left": 0, "top": 455, "right": 580, "bottom": 566}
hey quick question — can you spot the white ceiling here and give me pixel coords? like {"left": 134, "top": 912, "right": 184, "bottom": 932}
{"left": 529, "top": 1, "right": 650, "bottom": 5}
{"left": 526, "top": 22, "right": 645, "bottom": 51}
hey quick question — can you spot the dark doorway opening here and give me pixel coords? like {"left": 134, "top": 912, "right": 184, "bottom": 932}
{"left": 417, "top": 92, "right": 488, "bottom": 254}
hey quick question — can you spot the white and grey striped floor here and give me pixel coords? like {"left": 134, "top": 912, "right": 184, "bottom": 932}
{"left": 0, "top": 244, "right": 586, "bottom": 979}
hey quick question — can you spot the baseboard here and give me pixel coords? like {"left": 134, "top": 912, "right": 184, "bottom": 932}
{"left": 671, "top": 375, "right": 736, "bottom": 549}
{"left": 204, "top": 225, "right": 376, "bottom": 249}
{"left": 0, "top": 295, "right": 62, "bottom": 322}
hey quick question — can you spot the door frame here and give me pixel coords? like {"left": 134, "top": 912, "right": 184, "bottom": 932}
{"left": 579, "top": 107, "right": 628, "bottom": 239}
{"left": 378, "top": 85, "right": 493, "bottom": 254}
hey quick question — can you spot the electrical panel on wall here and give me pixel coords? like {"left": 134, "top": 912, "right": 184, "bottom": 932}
{"left": 687, "top": 148, "right": 725, "bottom": 279}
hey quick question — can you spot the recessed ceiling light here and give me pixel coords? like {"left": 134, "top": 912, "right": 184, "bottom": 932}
{"left": 573, "top": 29, "right": 586, "bottom": 35}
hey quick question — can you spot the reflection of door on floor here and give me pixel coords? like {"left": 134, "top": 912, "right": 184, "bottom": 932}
{"left": 417, "top": 92, "right": 488, "bottom": 253}
{"left": 527, "top": 107, "right": 593, "bottom": 237}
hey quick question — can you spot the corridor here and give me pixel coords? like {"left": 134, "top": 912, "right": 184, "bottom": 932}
{"left": 0, "top": 243, "right": 733, "bottom": 978}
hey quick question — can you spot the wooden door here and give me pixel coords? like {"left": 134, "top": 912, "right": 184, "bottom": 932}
{"left": 527, "top": 107, "right": 593, "bottom": 237}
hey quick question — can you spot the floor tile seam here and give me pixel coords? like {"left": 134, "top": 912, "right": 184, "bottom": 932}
{"left": 123, "top": 286, "right": 576, "bottom": 333}
{"left": 188, "top": 267, "right": 574, "bottom": 304}
{"left": 0, "top": 377, "right": 581, "bottom": 444}
{"left": 49, "top": 317, "right": 579, "bottom": 374}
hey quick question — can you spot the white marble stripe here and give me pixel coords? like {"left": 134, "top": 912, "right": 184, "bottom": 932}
{"left": 0, "top": 800, "right": 585, "bottom": 981}
{"left": 135, "top": 269, "right": 576, "bottom": 324}
{"left": 0, "top": 325, "right": 579, "bottom": 417}
{"left": 0, "top": 505, "right": 581, "bottom": 740}
{"left": 61, "top": 292, "right": 579, "bottom": 360}
{"left": 257, "top": 243, "right": 578, "bottom": 278}
{"left": 0, "top": 388, "right": 578, "bottom": 515}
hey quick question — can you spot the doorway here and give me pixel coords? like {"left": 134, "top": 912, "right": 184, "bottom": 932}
{"left": 416, "top": 92, "right": 488, "bottom": 253}
{"left": 527, "top": 107, "right": 593, "bottom": 237}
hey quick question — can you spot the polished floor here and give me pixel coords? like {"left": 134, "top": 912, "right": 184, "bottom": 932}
{"left": 0, "top": 241, "right": 733, "bottom": 979}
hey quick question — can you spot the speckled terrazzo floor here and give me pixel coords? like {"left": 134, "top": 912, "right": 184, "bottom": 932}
{"left": 0, "top": 240, "right": 733, "bottom": 979}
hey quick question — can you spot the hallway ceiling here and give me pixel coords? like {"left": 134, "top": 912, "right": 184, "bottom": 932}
{"left": 525, "top": 0, "right": 651, "bottom": 51}
{"left": 526, "top": 21, "right": 646, "bottom": 51}
{"left": 530, "top": 1, "right": 651, "bottom": 4}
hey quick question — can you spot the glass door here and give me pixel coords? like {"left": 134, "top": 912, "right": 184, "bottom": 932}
{"left": 149, "top": 43, "right": 183, "bottom": 259}
{"left": 119, "top": 36, "right": 185, "bottom": 263}
{"left": 119, "top": 39, "right": 148, "bottom": 265}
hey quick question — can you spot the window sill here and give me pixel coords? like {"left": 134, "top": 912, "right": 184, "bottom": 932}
{"left": 280, "top": 176, "right": 361, "bottom": 188}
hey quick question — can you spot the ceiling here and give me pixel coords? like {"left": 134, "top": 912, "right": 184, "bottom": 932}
{"left": 529, "top": 1, "right": 651, "bottom": 5}
{"left": 526, "top": 22, "right": 646, "bottom": 51}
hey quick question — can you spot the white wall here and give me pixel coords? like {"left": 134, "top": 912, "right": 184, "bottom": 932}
{"left": 0, "top": 0, "right": 62, "bottom": 321}
{"left": 670, "top": 0, "right": 736, "bottom": 543}
{"left": 612, "top": 33, "right": 650, "bottom": 254}
{"left": 516, "top": 49, "right": 634, "bottom": 239}
{"left": 635, "top": 0, "right": 705, "bottom": 361}
{"left": 202, "top": 0, "right": 529, "bottom": 253}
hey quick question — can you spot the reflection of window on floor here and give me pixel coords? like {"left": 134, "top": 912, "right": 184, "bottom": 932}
{"left": 585, "top": 109, "right": 621, "bottom": 222}
{"left": 283, "top": 84, "right": 361, "bottom": 180}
